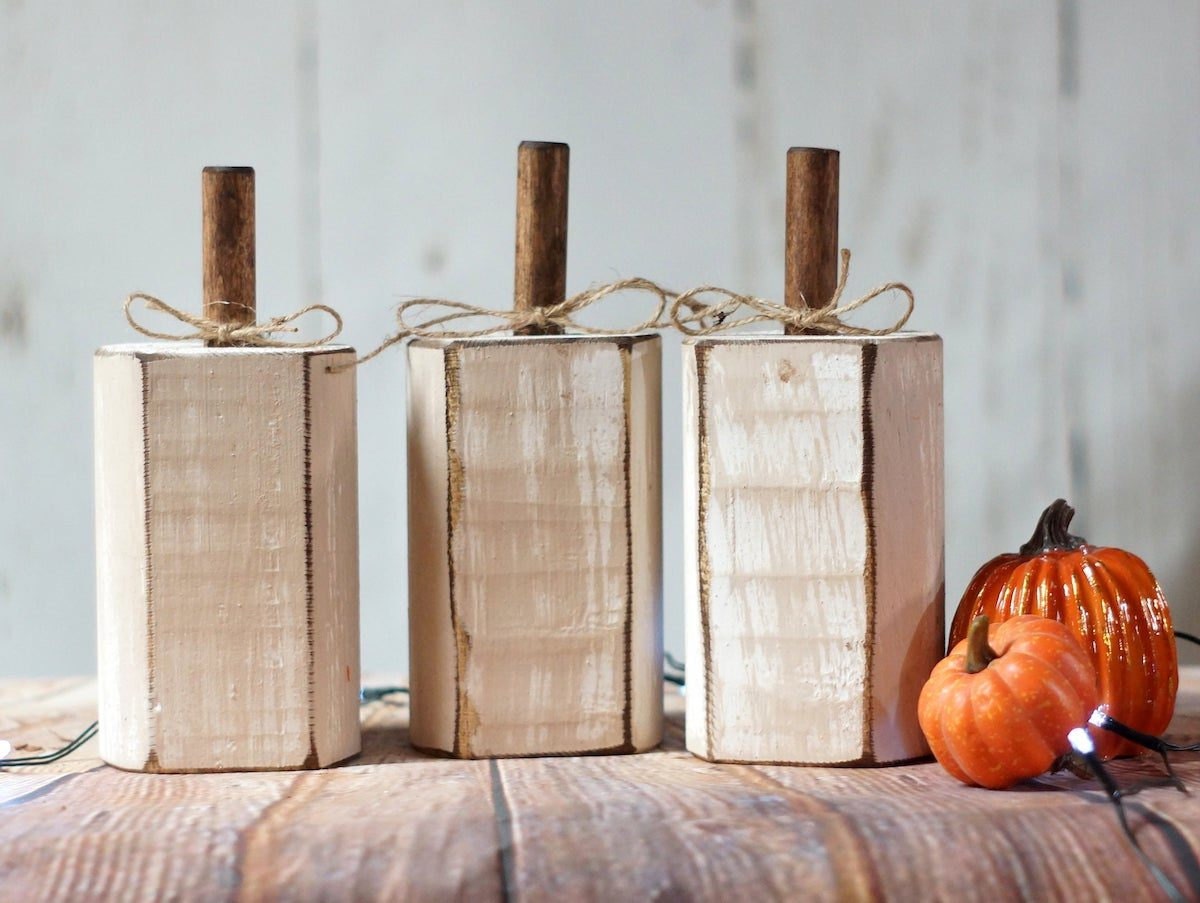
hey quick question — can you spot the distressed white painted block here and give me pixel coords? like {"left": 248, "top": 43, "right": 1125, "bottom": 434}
{"left": 683, "top": 333, "right": 944, "bottom": 765}
{"left": 94, "top": 343, "right": 361, "bottom": 773}
{"left": 408, "top": 334, "right": 663, "bottom": 758}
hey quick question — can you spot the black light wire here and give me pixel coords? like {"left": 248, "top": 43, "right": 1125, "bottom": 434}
{"left": 664, "top": 652, "right": 686, "bottom": 687}
{"left": 1, "top": 720, "right": 98, "bottom": 766}
{"left": 360, "top": 685, "right": 409, "bottom": 703}
{"left": 1069, "top": 727, "right": 1186, "bottom": 902}
{"left": 1073, "top": 626, "right": 1200, "bottom": 902}
{"left": 1174, "top": 630, "right": 1200, "bottom": 648}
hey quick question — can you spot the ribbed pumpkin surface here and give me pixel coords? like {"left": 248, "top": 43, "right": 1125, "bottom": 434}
{"left": 948, "top": 501, "right": 1177, "bottom": 760}
{"left": 920, "top": 615, "right": 1099, "bottom": 788}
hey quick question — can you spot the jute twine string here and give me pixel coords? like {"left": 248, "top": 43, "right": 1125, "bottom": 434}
{"left": 670, "top": 249, "right": 914, "bottom": 337}
{"left": 121, "top": 249, "right": 912, "bottom": 362}
{"left": 344, "top": 277, "right": 679, "bottom": 369}
{"left": 124, "top": 292, "right": 344, "bottom": 347}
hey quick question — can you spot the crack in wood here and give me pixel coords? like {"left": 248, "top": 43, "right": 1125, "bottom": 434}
{"left": 488, "top": 759, "right": 518, "bottom": 903}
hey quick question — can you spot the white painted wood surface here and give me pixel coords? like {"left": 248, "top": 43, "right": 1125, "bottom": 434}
{"left": 3, "top": 2, "right": 1200, "bottom": 679}
{"left": 408, "top": 335, "right": 662, "bottom": 757}
{"left": 684, "top": 334, "right": 943, "bottom": 764}
{"left": 93, "top": 343, "right": 360, "bottom": 772}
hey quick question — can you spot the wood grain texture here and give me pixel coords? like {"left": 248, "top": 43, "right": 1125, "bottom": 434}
{"left": 235, "top": 762, "right": 502, "bottom": 901}
{"left": 407, "top": 334, "right": 663, "bottom": 758}
{"left": 5, "top": 674, "right": 1200, "bottom": 901}
{"left": 784, "top": 147, "right": 839, "bottom": 330}
{"left": 513, "top": 141, "right": 569, "bottom": 335}
{"left": 201, "top": 166, "right": 255, "bottom": 335}
{"left": 93, "top": 344, "right": 360, "bottom": 772}
{"left": 683, "top": 334, "right": 943, "bottom": 764}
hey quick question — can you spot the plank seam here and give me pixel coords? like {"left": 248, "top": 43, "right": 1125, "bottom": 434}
{"left": 0, "top": 769, "right": 88, "bottom": 811}
{"left": 413, "top": 740, "right": 639, "bottom": 760}
{"left": 488, "top": 759, "right": 518, "bottom": 903}
{"left": 230, "top": 771, "right": 313, "bottom": 897}
{"left": 740, "top": 764, "right": 886, "bottom": 899}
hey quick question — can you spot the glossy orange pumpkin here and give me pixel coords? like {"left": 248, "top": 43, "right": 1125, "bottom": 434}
{"left": 919, "top": 615, "right": 1098, "bottom": 788}
{"left": 948, "top": 499, "right": 1177, "bottom": 760}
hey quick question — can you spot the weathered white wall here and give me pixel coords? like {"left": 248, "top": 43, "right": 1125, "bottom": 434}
{"left": 2, "top": 1, "right": 1198, "bottom": 678}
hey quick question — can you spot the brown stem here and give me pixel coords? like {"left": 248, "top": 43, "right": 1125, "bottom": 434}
{"left": 202, "top": 167, "right": 255, "bottom": 345}
{"left": 513, "top": 141, "right": 568, "bottom": 336}
{"left": 965, "top": 615, "right": 999, "bottom": 674}
{"left": 1019, "top": 499, "right": 1087, "bottom": 555}
{"left": 784, "top": 148, "right": 839, "bottom": 335}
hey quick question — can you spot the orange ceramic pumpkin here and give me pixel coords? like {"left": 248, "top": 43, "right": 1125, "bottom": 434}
{"left": 919, "top": 615, "right": 1099, "bottom": 788}
{"left": 948, "top": 499, "right": 1177, "bottom": 759}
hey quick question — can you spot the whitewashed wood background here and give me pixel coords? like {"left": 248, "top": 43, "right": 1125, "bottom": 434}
{"left": 2, "top": 1, "right": 1198, "bottom": 678}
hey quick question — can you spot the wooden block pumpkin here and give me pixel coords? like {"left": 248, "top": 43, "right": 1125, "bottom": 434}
{"left": 406, "top": 143, "right": 663, "bottom": 758}
{"left": 682, "top": 149, "right": 944, "bottom": 765}
{"left": 94, "top": 169, "right": 360, "bottom": 772}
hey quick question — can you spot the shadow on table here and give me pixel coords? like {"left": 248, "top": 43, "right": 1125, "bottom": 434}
{"left": 349, "top": 693, "right": 688, "bottom": 766}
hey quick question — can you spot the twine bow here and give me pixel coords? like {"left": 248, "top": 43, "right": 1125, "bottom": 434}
{"left": 124, "top": 293, "right": 344, "bottom": 347}
{"left": 669, "top": 249, "right": 914, "bottom": 337}
{"left": 350, "top": 277, "right": 677, "bottom": 367}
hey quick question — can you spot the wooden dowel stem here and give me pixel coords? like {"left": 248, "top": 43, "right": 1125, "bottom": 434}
{"left": 514, "top": 141, "right": 569, "bottom": 336}
{"left": 202, "top": 166, "right": 256, "bottom": 343}
{"left": 784, "top": 148, "right": 839, "bottom": 335}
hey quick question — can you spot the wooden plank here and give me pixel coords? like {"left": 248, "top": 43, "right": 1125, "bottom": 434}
{"left": 1061, "top": 1, "right": 1200, "bottom": 657}
{"left": 494, "top": 752, "right": 844, "bottom": 900}
{"left": 5, "top": 675, "right": 1200, "bottom": 899}
{"left": 407, "top": 335, "right": 663, "bottom": 758}
{"left": 751, "top": 757, "right": 1200, "bottom": 900}
{"left": 235, "top": 762, "right": 501, "bottom": 901}
{"left": 406, "top": 343, "right": 456, "bottom": 755}
{"left": 688, "top": 337, "right": 871, "bottom": 763}
{"left": 0, "top": 766, "right": 297, "bottom": 900}
{"left": 0, "top": 680, "right": 502, "bottom": 902}
{"left": 628, "top": 338, "right": 665, "bottom": 752}
{"left": 684, "top": 334, "right": 942, "bottom": 764}
{"left": 868, "top": 334, "right": 945, "bottom": 763}
{"left": 93, "top": 353, "right": 151, "bottom": 769}
{"left": 93, "top": 344, "right": 360, "bottom": 772}
{"left": 308, "top": 351, "right": 362, "bottom": 767}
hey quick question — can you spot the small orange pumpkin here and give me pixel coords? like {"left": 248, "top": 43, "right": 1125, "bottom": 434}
{"left": 919, "top": 614, "right": 1098, "bottom": 788}
{"left": 948, "top": 499, "right": 1177, "bottom": 760}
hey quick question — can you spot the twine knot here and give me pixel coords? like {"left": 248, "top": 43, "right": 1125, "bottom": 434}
{"left": 669, "top": 249, "right": 914, "bottom": 337}
{"left": 123, "top": 293, "right": 343, "bottom": 347}
{"left": 348, "top": 277, "right": 677, "bottom": 368}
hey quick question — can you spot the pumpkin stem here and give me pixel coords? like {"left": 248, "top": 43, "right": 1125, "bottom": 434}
{"left": 965, "top": 615, "right": 1000, "bottom": 674}
{"left": 1019, "top": 498, "right": 1087, "bottom": 555}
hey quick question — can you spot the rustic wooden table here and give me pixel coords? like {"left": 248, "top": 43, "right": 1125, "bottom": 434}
{"left": 3, "top": 672, "right": 1200, "bottom": 901}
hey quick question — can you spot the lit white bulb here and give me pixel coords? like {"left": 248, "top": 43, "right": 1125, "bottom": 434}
{"left": 1068, "top": 727, "right": 1095, "bottom": 756}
